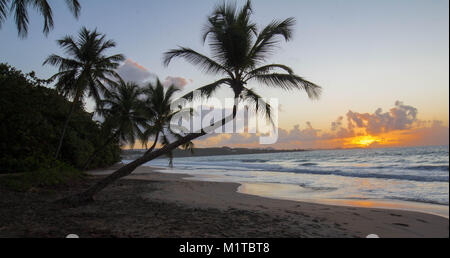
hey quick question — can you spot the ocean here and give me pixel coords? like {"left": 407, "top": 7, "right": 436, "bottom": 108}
{"left": 127, "top": 145, "right": 449, "bottom": 217}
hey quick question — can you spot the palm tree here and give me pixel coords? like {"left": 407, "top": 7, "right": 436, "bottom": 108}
{"left": 62, "top": 0, "right": 321, "bottom": 205}
{"left": 163, "top": 0, "right": 320, "bottom": 117}
{"left": 139, "top": 79, "right": 194, "bottom": 166}
{"left": 0, "top": 0, "right": 81, "bottom": 37}
{"left": 44, "top": 27, "right": 124, "bottom": 159}
{"left": 82, "top": 81, "right": 148, "bottom": 170}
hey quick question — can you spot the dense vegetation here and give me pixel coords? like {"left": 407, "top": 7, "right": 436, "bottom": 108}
{"left": 0, "top": 63, "right": 121, "bottom": 174}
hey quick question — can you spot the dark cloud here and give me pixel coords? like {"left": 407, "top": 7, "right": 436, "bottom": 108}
{"left": 117, "top": 59, "right": 154, "bottom": 83}
{"left": 346, "top": 101, "right": 418, "bottom": 134}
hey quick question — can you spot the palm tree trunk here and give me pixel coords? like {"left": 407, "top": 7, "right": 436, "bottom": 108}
{"left": 144, "top": 132, "right": 160, "bottom": 155}
{"left": 54, "top": 97, "right": 78, "bottom": 159}
{"left": 82, "top": 131, "right": 119, "bottom": 171}
{"left": 55, "top": 75, "right": 85, "bottom": 159}
{"left": 59, "top": 109, "right": 237, "bottom": 206}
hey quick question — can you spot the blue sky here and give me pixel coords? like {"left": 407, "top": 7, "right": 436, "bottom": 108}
{"left": 1, "top": 0, "right": 448, "bottom": 147}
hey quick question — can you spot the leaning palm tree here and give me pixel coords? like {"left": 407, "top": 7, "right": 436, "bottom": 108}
{"left": 82, "top": 81, "right": 148, "bottom": 170}
{"left": 0, "top": 0, "right": 80, "bottom": 37}
{"left": 44, "top": 27, "right": 124, "bottom": 159}
{"left": 139, "top": 79, "right": 194, "bottom": 166}
{"left": 61, "top": 0, "right": 321, "bottom": 205}
{"left": 163, "top": 0, "right": 320, "bottom": 116}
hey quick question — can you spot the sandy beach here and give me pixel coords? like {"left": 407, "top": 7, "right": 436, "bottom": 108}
{"left": 1, "top": 165, "right": 447, "bottom": 238}
{"left": 128, "top": 167, "right": 449, "bottom": 238}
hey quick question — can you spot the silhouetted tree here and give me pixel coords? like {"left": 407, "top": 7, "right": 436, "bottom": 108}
{"left": 44, "top": 27, "right": 124, "bottom": 159}
{"left": 140, "top": 79, "right": 194, "bottom": 167}
{"left": 83, "top": 81, "right": 147, "bottom": 170}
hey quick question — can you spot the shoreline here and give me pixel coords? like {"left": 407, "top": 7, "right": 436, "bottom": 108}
{"left": 91, "top": 165, "right": 449, "bottom": 238}
{"left": 119, "top": 164, "right": 449, "bottom": 219}
{"left": 237, "top": 183, "right": 449, "bottom": 219}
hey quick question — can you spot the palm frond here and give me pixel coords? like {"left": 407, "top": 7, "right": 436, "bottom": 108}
{"left": 181, "top": 78, "right": 231, "bottom": 101}
{"left": 241, "top": 87, "right": 273, "bottom": 124}
{"left": 0, "top": 0, "right": 9, "bottom": 27}
{"left": 56, "top": 35, "right": 83, "bottom": 59}
{"left": 42, "top": 54, "right": 81, "bottom": 71}
{"left": 201, "top": 0, "right": 256, "bottom": 71}
{"left": 6, "top": 0, "right": 80, "bottom": 37}
{"left": 249, "top": 17, "right": 296, "bottom": 64}
{"left": 64, "top": 0, "right": 80, "bottom": 18}
{"left": 32, "top": 0, "right": 54, "bottom": 35}
{"left": 163, "top": 47, "right": 232, "bottom": 77}
{"left": 249, "top": 73, "right": 322, "bottom": 99}
{"left": 11, "top": 0, "right": 28, "bottom": 37}
{"left": 245, "top": 64, "right": 294, "bottom": 78}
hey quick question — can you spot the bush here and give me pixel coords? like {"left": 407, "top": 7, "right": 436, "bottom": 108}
{"left": 0, "top": 162, "right": 85, "bottom": 192}
{"left": 0, "top": 63, "right": 121, "bottom": 173}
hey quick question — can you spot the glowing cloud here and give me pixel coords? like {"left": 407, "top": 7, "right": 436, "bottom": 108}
{"left": 163, "top": 76, "right": 191, "bottom": 88}
{"left": 193, "top": 101, "right": 449, "bottom": 149}
{"left": 117, "top": 59, "right": 154, "bottom": 83}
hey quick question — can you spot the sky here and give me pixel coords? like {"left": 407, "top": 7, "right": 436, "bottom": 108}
{"left": 1, "top": 0, "right": 448, "bottom": 149}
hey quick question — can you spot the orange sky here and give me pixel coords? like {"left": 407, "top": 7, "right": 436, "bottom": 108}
{"left": 191, "top": 123, "right": 448, "bottom": 150}
{"left": 125, "top": 100, "right": 448, "bottom": 150}
{"left": 190, "top": 101, "right": 449, "bottom": 150}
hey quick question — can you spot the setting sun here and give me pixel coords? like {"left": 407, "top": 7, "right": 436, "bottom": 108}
{"left": 349, "top": 135, "right": 382, "bottom": 147}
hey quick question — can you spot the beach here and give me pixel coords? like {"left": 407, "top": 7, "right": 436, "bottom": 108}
{"left": 1, "top": 165, "right": 448, "bottom": 238}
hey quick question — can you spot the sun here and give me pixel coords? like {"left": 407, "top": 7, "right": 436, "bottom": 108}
{"left": 350, "top": 135, "right": 382, "bottom": 147}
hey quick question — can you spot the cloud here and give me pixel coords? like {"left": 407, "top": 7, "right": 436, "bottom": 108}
{"left": 400, "top": 120, "right": 449, "bottom": 147}
{"left": 346, "top": 101, "right": 418, "bottom": 135}
{"left": 192, "top": 101, "right": 448, "bottom": 149}
{"left": 117, "top": 59, "right": 154, "bottom": 83}
{"left": 163, "top": 76, "right": 191, "bottom": 88}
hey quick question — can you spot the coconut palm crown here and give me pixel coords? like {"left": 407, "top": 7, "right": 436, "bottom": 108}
{"left": 82, "top": 81, "right": 148, "bottom": 170}
{"left": 44, "top": 27, "right": 124, "bottom": 105}
{"left": 96, "top": 81, "right": 148, "bottom": 148}
{"left": 140, "top": 79, "right": 194, "bottom": 166}
{"left": 163, "top": 0, "right": 321, "bottom": 121}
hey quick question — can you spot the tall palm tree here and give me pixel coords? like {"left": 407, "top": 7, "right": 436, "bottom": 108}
{"left": 44, "top": 27, "right": 124, "bottom": 159}
{"left": 139, "top": 79, "right": 194, "bottom": 166}
{"left": 82, "top": 81, "right": 148, "bottom": 170}
{"left": 163, "top": 0, "right": 320, "bottom": 118}
{"left": 62, "top": 0, "right": 321, "bottom": 205}
{"left": 0, "top": 0, "right": 80, "bottom": 37}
